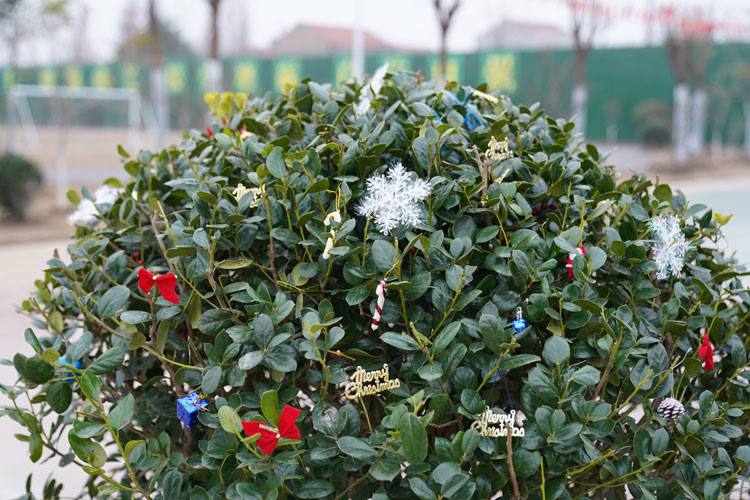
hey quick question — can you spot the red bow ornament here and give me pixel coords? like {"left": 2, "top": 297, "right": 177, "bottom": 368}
{"left": 137, "top": 268, "right": 180, "bottom": 304}
{"left": 565, "top": 246, "right": 586, "bottom": 279}
{"left": 698, "top": 329, "right": 714, "bottom": 370}
{"left": 242, "top": 405, "right": 301, "bottom": 455}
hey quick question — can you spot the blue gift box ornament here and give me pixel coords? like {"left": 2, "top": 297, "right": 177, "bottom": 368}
{"left": 511, "top": 307, "right": 528, "bottom": 334}
{"left": 445, "top": 91, "right": 485, "bottom": 131}
{"left": 56, "top": 356, "right": 83, "bottom": 382}
{"left": 177, "top": 392, "right": 209, "bottom": 428}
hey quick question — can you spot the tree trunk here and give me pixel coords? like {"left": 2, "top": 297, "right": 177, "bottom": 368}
{"left": 149, "top": 0, "right": 168, "bottom": 148}
{"left": 571, "top": 85, "right": 588, "bottom": 138}
{"left": 688, "top": 88, "right": 707, "bottom": 157}
{"left": 439, "top": 25, "right": 448, "bottom": 81}
{"left": 572, "top": 45, "right": 588, "bottom": 137}
{"left": 672, "top": 83, "right": 690, "bottom": 167}
{"left": 207, "top": 0, "right": 222, "bottom": 92}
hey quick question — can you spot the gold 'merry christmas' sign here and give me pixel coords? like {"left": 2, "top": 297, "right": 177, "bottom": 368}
{"left": 471, "top": 407, "right": 525, "bottom": 438}
{"left": 345, "top": 364, "right": 401, "bottom": 400}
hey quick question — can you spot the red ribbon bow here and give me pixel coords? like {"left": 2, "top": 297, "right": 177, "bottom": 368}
{"left": 137, "top": 268, "right": 180, "bottom": 304}
{"left": 565, "top": 246, "right": 587, "bottom": 279}
{"left": 241, "top": 405, "right": 301, "bottom": 455}
{"left": 698, "top": 329, "right": 714, "bottom": 370}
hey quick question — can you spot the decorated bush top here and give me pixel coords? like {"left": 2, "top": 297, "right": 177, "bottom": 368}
{"left": 5, "top": 70, "right": 750, "bottom": 500}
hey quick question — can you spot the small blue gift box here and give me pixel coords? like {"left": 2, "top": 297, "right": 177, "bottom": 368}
{"left": 177, "top": 392, "right": 208, "bottom": 428}
{"left": 57, "top": 356, "right": 83, "bottom": 382}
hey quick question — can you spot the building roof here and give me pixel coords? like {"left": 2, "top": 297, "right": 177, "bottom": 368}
{"left": 478, "top": 19, "right": 571, "bottom": 50}
{"left": 271, "top": 24, "right": 393, "bottom": 56}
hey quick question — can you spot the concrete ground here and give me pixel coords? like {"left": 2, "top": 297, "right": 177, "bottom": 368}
{"left": 0, "top": 240, "right": 89, "bottom": 498}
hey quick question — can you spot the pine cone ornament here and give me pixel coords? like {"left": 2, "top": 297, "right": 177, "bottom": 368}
{"left": 657, "top": 397, "right": 685, "bottom": 421}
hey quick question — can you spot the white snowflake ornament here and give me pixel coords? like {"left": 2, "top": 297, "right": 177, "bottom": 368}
{"left": 649, "top": 215, "right": 689, "bottom": 280}
{"left": 354, "top": 64, "right": 389, "bottom": 117}
{"left": 67, "top": 185, "right": 123, "bottom": 226}
{"left": 356, "top": 163, "right": 431, "bottom": 235}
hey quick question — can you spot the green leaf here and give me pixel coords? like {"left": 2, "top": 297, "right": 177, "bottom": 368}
{"left": 260, "top": 389, "right": 280, "bottom": 426}
{"left": 190, "top": 487, "right": 210, "bottom": 500}
{"left": 218, "top": 405, "right": 242, "bottom": 434}
{"left": 266, "top": 146, "right": 287, "bottom": 179}
{"left": 201, "top": 365, "right": 222, "bottom": 394}
{"left": 587, "top": 246, "right": 607, "bottom": 271}
{"left": 417, "top": 363, "right": 444, "bottom": 381}
{"left": 89, "top": 346, "right": 126, "bottom": 375}
{"left": 66, "top": 331, "right": 93, "bottom": 362}
{"left": 162, "top": 470, "right": 183, "bottom": 499}
{"left": 237, "top": 351, "right": 264, "bottom": 371}
{"left": 381, "top": 332, "right": 421, "bottom": 351}
{"left": 295, "top": 480, "right": 334, "bottom": 499}
{"left": 99, "top": 285, "right": 130, "bottom": 318}
{"left": 399, "top": 412, "right": 428, "bottom": 464}
{"left": 166, "top": 246, "right": 197, "bottom": 257}
{"left": 513, "top": 449, "right": 541, "bottom": 477}
{"left": 346, "top": 285, "right": 370, "bottom": 306}
{"left": 462, "top": 428, "right": 480, "bottom": 454}
{"left": 24, "top": 328, "right": 42, "bottom": 353}
{"left": 371, "top": 240, "right": 397, "bottom": 272}
{"left": 109, "top": 393, "right": 135, "bottom": 430}
{"left": 216, "top": 259, "right": 253, "bottom": 270}
{"left": 432, "top": 321, "right": 460, "bottom": 355}
{"left": 120, "top": 310, "right": 152, "bottom": 324}
{"left": 24, "top": 357, "right": 54, "bottom": 384}
{"left": 197, "top": 309, "right": 233, "bottom": 335}
{"left": 80, "top": 369, "right": 101, "bottom": 404}
{"left": 370, "top": 457, "right": 401, "bottom": 481}
{"left": 29, "top": 431, "right": 42, "bottom": 463}
{"left": 543, "top": 336, "right": 569, "bottom": 366}
{"left": 503, "top": 354, "right": 541, "bottom": 371}
{"left": 47, "top": 382, "right": 72, "bottom": 413}
{"left": 337, "top": 436, "right": 376, "bottom": 460}
{"left": 409, "top": 477, "right": 437, "bottom": 500}
{"left": 571, "top": 365, "right": 600, "bottom": 386}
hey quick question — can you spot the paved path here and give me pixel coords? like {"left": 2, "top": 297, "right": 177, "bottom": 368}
{"left": 0, "top": 240, "right": 88, "bottom": 498}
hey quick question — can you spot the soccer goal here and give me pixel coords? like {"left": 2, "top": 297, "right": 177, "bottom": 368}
{"left": 5, "top": 84, "right": 143, "bottom": 210}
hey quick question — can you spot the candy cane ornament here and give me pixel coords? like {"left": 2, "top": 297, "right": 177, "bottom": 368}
{"left": 565, "top": 246, "right": 586, "bottom": 279}
{"left": 371, "top": 279, "right": 387, "bottom": 330}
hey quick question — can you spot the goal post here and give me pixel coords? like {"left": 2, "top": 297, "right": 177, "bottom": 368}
{"left": 5, "top": 84, "right": 143, "bottom": 210}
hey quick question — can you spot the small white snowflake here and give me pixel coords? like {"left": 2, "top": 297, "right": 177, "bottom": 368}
{"left": 67, "top": 185, "right": 122, "bottom": 226}
{"left": 354, "top": 63, "right": 389, "bottom": 117}
{"left": 356, "top": 163, "right": 431, "bottom": 235}
{"left": 649, "top": 215, "right": 689, "bottom": 280}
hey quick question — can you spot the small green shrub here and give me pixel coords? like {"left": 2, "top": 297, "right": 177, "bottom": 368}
{"left": 0, "top": 152, "right": 43, "bottom": 219}
{"left": 3, "top": 71, "right": 750, "bottom": 499}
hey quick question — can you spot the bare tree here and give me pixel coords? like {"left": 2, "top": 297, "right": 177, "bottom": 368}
{"left": 433, "top": 0, "right": 460, "bottom": 81}
{"left": 570, "top": 0, "right": 600, "bottom": 139}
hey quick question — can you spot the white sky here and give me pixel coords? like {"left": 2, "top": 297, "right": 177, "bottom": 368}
{"left": 7, "top": 0, "right": 750, "bottom": 66}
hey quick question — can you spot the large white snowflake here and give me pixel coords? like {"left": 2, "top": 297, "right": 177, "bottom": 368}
{"left": 354, "top": 64, "right": 389, "bottom": 117}
{"left": 67, "top": 185, "right": 123, "bottom": 226}
{"left": 649, "top": 215, "right": 689, "bottom": 280}
{"left": 356, "top": 163, "right": 431, "bottom": 235}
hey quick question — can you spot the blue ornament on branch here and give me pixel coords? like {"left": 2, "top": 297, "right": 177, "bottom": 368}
{"left": 177, "top": 392, "right": 209, "bottom": 428}
{"left": 511, "top": 307, "right": 528, "bottom": 334}
{"left": 56, "top": 356, "right": 83, "bottom": 382}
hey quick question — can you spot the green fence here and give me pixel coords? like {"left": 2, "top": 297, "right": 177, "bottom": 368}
{"left": 3, "top": 44, "right": 750, "bottom": 143}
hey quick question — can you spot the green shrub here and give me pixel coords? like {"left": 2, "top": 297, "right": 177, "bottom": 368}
{"left": 0, "top": 152, "right": 42, "bottom": 219}
{"left": 4, "top": 71, "right": 750, "bottom": 499}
